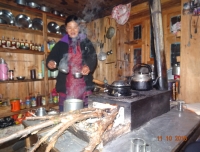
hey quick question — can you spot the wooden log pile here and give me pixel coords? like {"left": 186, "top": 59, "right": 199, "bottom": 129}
{"left": 0, "top": 107, "right": 119, "bottom": 152}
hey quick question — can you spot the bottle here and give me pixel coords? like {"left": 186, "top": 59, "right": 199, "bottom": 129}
{"left": 25, "top": 39, "right": 29, "bottom": 48}
{"left": 1, "top": 36, "right": 6, "bottom": 47}
{"left": 38, "top": 44, "right": 42, "bottom": 51}
{"left": 8, "top": 70, "right": 14, "bottom": 80}
{"left": 16, "top": 38, "right": 20, "bottom": 49}
{"left": 25, "top": 96, "right": 31, "bottom": 108}
{"left": 34, "top": 43, "right": 38, "bottom": 51}
{"left": 41, "top": 96, "right": 46, "bottom": 106}
{"left": 6, "top": 37, "right": 11, "bottom": 47}
{"left": 29, "top": 40, "right": 33, "bottom": 49}
{"left": 11, "top": 37, "right": 16, "bottom": 48}
{"left": 36, "top": 92, "right": 42, "bottom": 106}
{"left": 31, "top": 43, "right": 35, "bottom": 50}
{"left": 20, "top": 39, "right": 24, "bottom": 46}
{"left": 31, "top": 96, "right": 37, "bottom": 107}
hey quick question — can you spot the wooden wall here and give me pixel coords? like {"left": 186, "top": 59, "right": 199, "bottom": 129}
{"left": 180, "top": 0, "right": 200, "bottom": 103}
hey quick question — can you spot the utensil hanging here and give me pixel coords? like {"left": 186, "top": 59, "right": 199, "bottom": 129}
{"left": 97, "top": 42, "right": 107, "bottom": 61}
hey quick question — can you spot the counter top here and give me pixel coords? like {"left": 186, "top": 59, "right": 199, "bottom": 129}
{"left": 23, "top": 105, "right": 200, "bottom": 152}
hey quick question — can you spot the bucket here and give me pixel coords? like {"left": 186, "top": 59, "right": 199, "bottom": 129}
{"left": 64, "top": 99, "right": 83, "bottom": 112}
{"left": 0, "top": 63, "right": 8, "bottom": 81}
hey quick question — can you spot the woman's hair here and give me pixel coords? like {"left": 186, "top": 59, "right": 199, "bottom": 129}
{"left": 65, "top": 15, "right": 79, "bottom": 26}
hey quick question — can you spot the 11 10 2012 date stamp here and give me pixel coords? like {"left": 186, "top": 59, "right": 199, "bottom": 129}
{"left": 157, "top": 136, "right": 188, "bottom": 142}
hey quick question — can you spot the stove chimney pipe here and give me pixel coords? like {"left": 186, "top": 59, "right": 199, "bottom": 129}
{"left": 149, "top": 0, "right": 168, "bottom": 90}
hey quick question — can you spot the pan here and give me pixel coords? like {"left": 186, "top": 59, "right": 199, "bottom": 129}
{"left": 0, "top": 10, "right": 15, "bottom": 25}
{"left": 97, "top": 42, "right": 107, "bottom": 61}
{"left": 59, "top": 24, "right": 66, "bottom": 35}
{"left": 40, "top": 5, "right": 51, "bottom": 13}
{"left": 47, "top": 22, "right": 60, "bottom": 33}
{"left": 32, "top": 18, "right": 43, "bottom": 31}
{"left": 15, "top": 14, "right": 32, "bottom": 28}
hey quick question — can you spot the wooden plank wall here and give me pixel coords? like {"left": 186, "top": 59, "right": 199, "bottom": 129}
{"left": 180, "top": 0, "right": 200, "bottom": 103}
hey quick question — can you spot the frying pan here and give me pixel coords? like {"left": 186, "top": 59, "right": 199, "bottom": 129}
{"left": 15, "top": 14, "right": 32, "bottom": 28}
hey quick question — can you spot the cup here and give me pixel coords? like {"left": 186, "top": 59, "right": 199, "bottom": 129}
{"left": 177, "top": 100, "right": 187, "bottom": 112}
{"left": 131, "top": 138, "right": 151, "bottom": 152}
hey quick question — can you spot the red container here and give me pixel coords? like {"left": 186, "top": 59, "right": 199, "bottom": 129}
{"left": 10, "top": 99, "right": 20, "bottom": 112}
{"left": 174, "top": 75, "right": 180, "bottom": 80}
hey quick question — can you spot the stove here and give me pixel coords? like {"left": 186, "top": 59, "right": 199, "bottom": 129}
{"left": 88, "top": 89, "right": 171, "bottom": 130}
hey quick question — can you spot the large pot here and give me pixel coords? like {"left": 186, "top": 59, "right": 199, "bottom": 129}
{"left": 131, "top": 73, "right": 159, "bottom": 91}
{"left": 64, "top": 99, "right": 83, "bottom": 112}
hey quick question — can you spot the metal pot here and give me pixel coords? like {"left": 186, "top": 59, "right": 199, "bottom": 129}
{"left": 15, "top": 0, "right": 27, "bottom": 6}
{"left": 131, "top": 73, "right": 160, "bottom": 91}
{"left": 64, "top": 99, "right": 83, "bottom": 112}
{"left": 35, "top": 107, "right": 47, "bottom": 116}
{"left": 172, "top": 63, "right": 180, "bottom": 75}
{"left": 105, "top": 80, "right": 131, "bottom": 96}
{"left": 40, "top": 5, "right": 51, "bottom": 13}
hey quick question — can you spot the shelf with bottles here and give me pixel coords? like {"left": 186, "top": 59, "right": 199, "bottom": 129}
{"left": 0, "top": 47, "right": 44, "bottom": 55}
{"left": 0, "top": 79, "right": 44, "bottom": 84}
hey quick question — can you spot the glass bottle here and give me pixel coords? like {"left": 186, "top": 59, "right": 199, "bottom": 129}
{"left": 35, "top": 43, "right": 38, "bottom": 51}
{"left": 31, "top": 43, "right": 35, "bottom": 50}
{"left": 1, "top": 36, "right": 6, "bottom": 47}
{"left": 11, "top": 37, "right": 16, "bottom": 48}
{"left": 38, "top": 44, "right": 42, "bottom": 51}
{"left": 6, "top": 37, "right": 11, "bottom": 47}
{"left": 25, "top": 39, "right": 29, "bottom": 48}
{"left": 20, "top": 39, "right": 24, "bottom": 46}
{"left": 36, "top": 92, "right": 42, "bottom": 106}
{"left": 16, "top": 38, "right": 20, "bottom": 49}
{"left": 29, "top": 40, "right": 33, "bottom": 49}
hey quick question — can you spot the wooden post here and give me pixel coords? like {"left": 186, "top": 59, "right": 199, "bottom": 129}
{"left": 149, "top": 0, "right": 168, "bottom": 90}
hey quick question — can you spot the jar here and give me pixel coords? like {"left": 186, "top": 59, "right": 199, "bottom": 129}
{"left": 41, "top": 96, "right": 46, "bottom": 106}
{"left": 9, "top": 70, "right": 14, "bottom": 80}
{"left": 10, "top": 99, "right": 20, "bottom": 112}
{"left": 25, "top": 97, "right": 31, "bottom": 108}
{"left": 20, "top": 100, "right": 26, "bottom": 110}
{"left": 31, "top": 97, "right": 37, "bottom": 107}
{"left": 30, "top": 69, "right": 36, "bottom": 79}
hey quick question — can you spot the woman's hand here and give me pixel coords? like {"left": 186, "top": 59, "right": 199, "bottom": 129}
{"left": 81, "top": 65, "right": 90, "bottom": 75}
{"left": 48, "top": 60, "right": 57, "bottom": 69}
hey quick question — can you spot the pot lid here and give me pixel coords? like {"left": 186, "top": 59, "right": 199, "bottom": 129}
{"left": 111, "top": 80, "right": 129, "bottom": 87}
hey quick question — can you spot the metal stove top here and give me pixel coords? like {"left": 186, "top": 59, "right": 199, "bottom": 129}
{"left": 90, "top": 89, "right": 167, "bottom": 103}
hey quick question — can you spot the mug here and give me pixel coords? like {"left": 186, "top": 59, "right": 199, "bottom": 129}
{"left": 177, "top": 100, "right": 187, "bottom": 112}
{"left": 131, "top": 138, "right": 151, "bottom": 152}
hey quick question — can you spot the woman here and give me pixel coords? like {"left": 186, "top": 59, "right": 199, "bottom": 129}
{"left": 46, "top": 15, "right": 97, "bottom": 112}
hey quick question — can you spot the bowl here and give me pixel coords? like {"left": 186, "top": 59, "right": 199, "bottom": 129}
{"left": 73, "top": 72, "right": 83, "bottom": 79}
{"left": 16, "top": 76, "right": 25, "bottom": 80}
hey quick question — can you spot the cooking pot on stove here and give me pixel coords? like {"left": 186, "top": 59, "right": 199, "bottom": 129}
{"left": 93, "top": 79, "right": 131, "bottom": 96}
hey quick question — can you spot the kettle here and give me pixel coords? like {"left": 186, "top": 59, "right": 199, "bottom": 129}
{"left": 0, "top": 58, "right": 9, "bottom": 81}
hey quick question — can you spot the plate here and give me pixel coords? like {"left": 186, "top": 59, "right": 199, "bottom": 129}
{"left": 47, "top": 22, "right": 59, "bottom": 33}
{"left": 15, "top": 14, "right": 32, "bottom": 28}
{"left": 0, "top": 10, "right": 15, "bottom": 25}
{"left": 59, "top": 24, "right": 66, "bottom": 35}
{"left": 32, "top": 18, "right": 43, "bottom": 31}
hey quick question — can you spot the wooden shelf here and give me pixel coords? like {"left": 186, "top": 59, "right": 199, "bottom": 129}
{"left": 0, "top": 103, "right": 58, "bottom": 119}
{"left": 0, "top": 79, "right": 44, "bottom": 83}
{"left": 0, "top": 47, "right": 44, "bottom": 55}
{"left": 124, "top": 40, "right": 138, "bottom": 45}
{"left": 47, "top": 33, "right": 63, "bottom": 38}
{"left": 0, "top": 24, "right": 43, "bottom": 35}
{"left": 48, "top": 78, "right": 56, "bottom": 80}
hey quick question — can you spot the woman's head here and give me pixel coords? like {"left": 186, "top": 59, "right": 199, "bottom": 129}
{"left": 65, "top": 15, "right": 80, "bottom": 38}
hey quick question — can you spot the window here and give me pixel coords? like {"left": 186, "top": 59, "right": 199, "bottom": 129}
{"left": 171, "top": 43, "right": 180, "bottom": 67}
{"left": 133, "top": 25, "right": 142, "bottom": 40}
{"left": 170, "top": 15, "right": 181, "bottom": 33}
